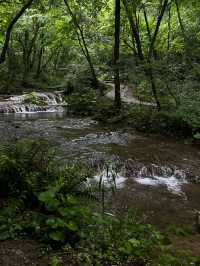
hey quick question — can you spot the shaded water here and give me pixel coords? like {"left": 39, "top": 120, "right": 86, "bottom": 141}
{"left": 0, "top": 112, "right": 200, "bottom": 229}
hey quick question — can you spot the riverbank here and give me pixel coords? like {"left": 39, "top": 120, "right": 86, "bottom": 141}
{"left": 0, "top": 138, "right": 200, "bottom": 266}
{"left": 65, "top": 88, "right": 199, "bottom": 141}
{"left": 0, "top": 84, "right": 199, "bottom": 141}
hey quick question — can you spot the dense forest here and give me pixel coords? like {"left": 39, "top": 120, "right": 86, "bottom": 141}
{"left": 0, "top": 0, "right": 200, "bottom": 265}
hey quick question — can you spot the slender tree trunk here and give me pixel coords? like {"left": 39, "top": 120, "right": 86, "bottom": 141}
{"left": 63, "top": 0, "right": 99, "bottom": 90}
{"left": 146, "top": 0, "right": 168, "bottom": 110}
{"left": 122, "top": 0, "right": 144, "bottom": 60}
{"left": 0, "top": 0, "right": 34, "bottom": 64}
{"left": 23, "top": 30, "right": 29, "bottom": 81}
{"left": 148, "top": 0, "right": 168, "bottom": 60}
{"left": 166, "top": 2, "right": 179, "bottom": 106}
{"left": 174, "top": 0, "right": 189, "bottom": 62}
{"left": 143, "top": 6, "right": 152, "bottom": 42}
{"left": 113, "top": 0, "right": 121, "bottom": 109}
{"left": 148, "top": 62, "right": 161, "bottom": 110}
{"left": 35, "top": 47, "right": 43, "bottom": 79}
{"left": 167, "top": 3, "right": 171, "bottom": 51}
{"left": 35, "top": 33, "right": 44, "bottom": 79}
{"left": 28, "top": 24, "right": 40, "bottom": 70}
{"left": 174, "top": 0, "right": 186, "bottom": 41}
{"left": 123, "top": 39, "right": 137, "bottom": 56}
{"left": 143, "top": 6, "right": 157, "bottom": 59}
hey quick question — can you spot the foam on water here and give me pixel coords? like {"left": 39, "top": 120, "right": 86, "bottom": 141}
{"left": 0, "top": 92, "right": 66, "bottom": 113}
{"left": 135, "top": 165, "right": 188, "bottom": 195}
{"left": 93, "top": 166, "right": 127, "bottom": 189}
{"left": 91, "top": 163, "right": 188, "bottom": 195}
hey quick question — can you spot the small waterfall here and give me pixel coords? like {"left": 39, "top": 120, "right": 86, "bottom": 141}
{"left": 136, "top": 164, "right": 188, "bottom": 195}
{"left": 93, "top": 164, "right": 126, "bottom": 189}
{"left": 0, "top": 91, "right": 66, "bottom": 114}
{"left": 88, "top": 156, "right": 189, "bottom": 195}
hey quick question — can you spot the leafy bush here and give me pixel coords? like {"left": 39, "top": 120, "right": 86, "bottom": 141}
{"left": 66, "top": 88, "right": 98, "bottom": 116}
{"left": 0, "top": 139, "right": 56, "bottom": 197}
{"left": 194, "top": 132, "right": 200, "bottom": 140}
{"left": 75, "top": 211, "right": 163, "bottom": 265}
{"left": 126, "top": 105, "right": 192, "bottom": 136}
{"left": 0, "top": 140, "right": 199, "bottom": 265}
{"left": 177, "top": 95, "right": 200, "bottom": 133}
{"left": 0, "top": 203, "right": 23, "bottom": 240}
{"left": 23, "top": 92, "right": 47, "bottom": 106}
{"left": 63, "top": 64, "right": 95, "bottom": 92}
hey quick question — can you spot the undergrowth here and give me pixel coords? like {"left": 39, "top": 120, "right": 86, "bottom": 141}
{"left": 0, "top": 140, "right": 199, "bottom": 265}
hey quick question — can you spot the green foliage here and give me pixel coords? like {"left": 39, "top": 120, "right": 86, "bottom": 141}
{"left": 125, "top": 105, "right": 192, "bottom": 136}
{"left": 156, "top": 251, "right": 200, "bottom": 266}
{"left": 23, "top": 92, "right": 47, "bottom": 106}
{"left": 0, "top": 204, "right": 23, "bottom": 240}
{"left": 49, "top": 256, "right": 62, "bottom": 266}
{"left": 76, "top": 211, "right": 163, "bottom": 265}
{"left": 177, "top": 95, "right": 200, "bottom": 132}
{"left": 94, "top": 98, "right": 120, "bottom": 121}
{"left": 37, "top": 169, "right": 93, "bottom": 245}
{"left": 0, "top": 140, "right": 199, "bottom": 265}
{"left": 66, "top": 88, "right": 98, "bottom": 116}
{"left": 0, "top": 139, "right": 56, "bottom": 197}
{"left": 194, "top": 132, "right": 200, "bottom": 140}
{"left": 1, "top": 0, "right": 200, "bottom": 264}
{"left": 63, "top": 65, "right": 95, "bottom": 92}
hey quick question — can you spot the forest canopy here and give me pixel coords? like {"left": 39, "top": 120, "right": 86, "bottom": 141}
{"left": 1, "top": 0, "right": 200, "bottom": 134}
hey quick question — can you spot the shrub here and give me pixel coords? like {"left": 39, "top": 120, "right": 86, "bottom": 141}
{"left": 0, "top": 140, "right": 199, "bottom": 265}
{"left": 0, "top": 139, "right": 56, "bottom": 197}
{"left": 23, "top": 92, "right": 47, "bottom": 106}
{"left": 66, "top": 88, "right": 98, "bottom": 116}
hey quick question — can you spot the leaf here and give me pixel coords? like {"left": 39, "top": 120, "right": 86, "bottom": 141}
{"left": 38, "top": 191, "right": 55, "bottom": 202}
{"left": 0, "top": 231, "right": 10, "bottom": 240}
{"left": 49, "top": 231, "right": 66, "bottom": 242}
{"left": 66, "top": 195, "right": 78, "bottom": 205}
{"left": 194, "top": 132, "right": 200, "bottom": 139}
{"left": 46, "top": 218, "right": 66, "bottom": 228}
{"left": 38, "top": 191, "right": 60, "bottom": 210}
{"left": 128, "top": 238, "right": 141, "bottom": 247}
{"left": 58, "top": 207, "right": 69, "bottom": 216}
{"left": 66, "top": 221, "right": 78, "bottom": 231}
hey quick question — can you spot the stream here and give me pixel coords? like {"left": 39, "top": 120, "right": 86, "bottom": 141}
{"left": 0, "top": 92, "right": 200, "bottom": 229}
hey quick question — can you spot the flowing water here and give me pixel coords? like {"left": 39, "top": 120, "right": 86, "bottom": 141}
{"left": 0, "top": 91, "right": 65, "bottom": 113}
{"left": 0, "top": 93, "right": 200, "bottom": 229}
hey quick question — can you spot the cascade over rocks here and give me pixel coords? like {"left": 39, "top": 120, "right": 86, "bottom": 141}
{"left": 0, "top": 91, "right": 66, "bottom": 113}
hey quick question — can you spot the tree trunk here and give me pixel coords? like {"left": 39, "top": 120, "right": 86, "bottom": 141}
{"left": 143, "top": 6, "right": 157, "bottom": 59}
{"left": 35, "top": 47, "right": 43, "bottom": 79}
{"left": 63, "top": 0, "right": 99, "bottom": 90}
{"left": 167, "top": 2, "right": 171, "bottom": 51}
{"left": 34, "top": 32, "right": 44, "bottom": 79}
{"left": 122, "top": 0, "right": 144, "bottom": 60}
{"left": 166, "top": 2, "right": 179, "bottom": 106}
{"left": 114, "top": 0, "right": 121, "bottom": 109}
{"left": 148, "top": 63, "right": 161, "bottom": 111}
{"left": 0, "top": 0, "right": 34, "bottom": 64}
{"left": 174, "top": 0, "right": 186, "bottom": 41}
{"left": 148, "top": 0, "right": 168, "bottom": 60}
{"left": 174, "top": 0, "right": 189, "bottom": 62}
{"left": 146, "top": 0, "right": 168, "bottom": 110}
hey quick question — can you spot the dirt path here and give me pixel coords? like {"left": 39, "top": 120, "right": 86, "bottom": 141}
{"left": 105, "top": 82, "right": 156, "bottom": 106}
{"left": 0, "top": 239, "right": 43, "bottom": 266}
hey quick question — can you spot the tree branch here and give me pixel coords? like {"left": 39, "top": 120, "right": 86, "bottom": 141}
{"left": 0, "top": 0, "right": 34, "bottom": 64}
